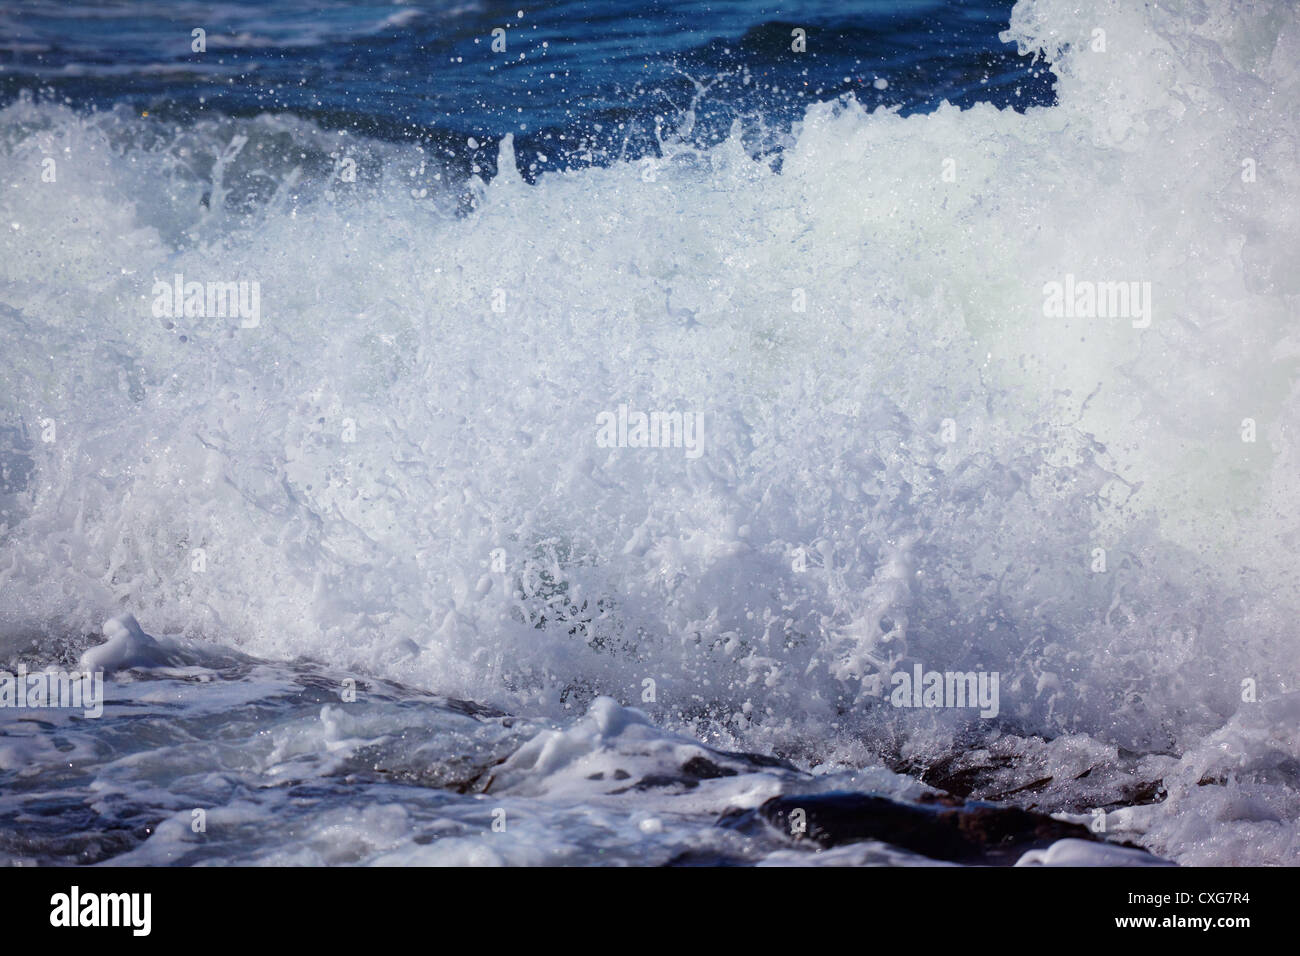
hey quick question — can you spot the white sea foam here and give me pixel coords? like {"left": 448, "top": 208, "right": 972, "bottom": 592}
{"left": 1, "top": 0, "right": 1298, "bottom": 864}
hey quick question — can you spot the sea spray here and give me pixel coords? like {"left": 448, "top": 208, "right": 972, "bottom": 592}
{"left": 0, "top": 0, "right": 1296, "bottom": 866}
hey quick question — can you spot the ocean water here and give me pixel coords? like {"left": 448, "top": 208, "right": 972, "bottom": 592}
{"left": 0, "top": 0, "right": 1298, "bottom": 866}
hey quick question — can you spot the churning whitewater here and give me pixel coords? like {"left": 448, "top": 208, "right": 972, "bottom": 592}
{"left": 1, "top": 0, "right": 1298, "bottom": 865}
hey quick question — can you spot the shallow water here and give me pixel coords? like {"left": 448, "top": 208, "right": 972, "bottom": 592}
{"left": 0, "top": 617, "right": 1173, "bottom": 866}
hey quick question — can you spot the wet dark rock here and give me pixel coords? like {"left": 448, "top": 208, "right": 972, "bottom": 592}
{"left": 679, "top": 756, "right": 739, "bottom": 780}
{"left": 896, "top": 748, "right": 1168, "bottom": 815}
{"left": 1112, "top": 778, "right": 1167, "bottom": 808}
{"left": 721, "top": 790, "right": 1154, "bottom": 865}
{"left": 614, "top": 774, "right": 700, "bottom": 793}
{"left": 608, "top": 745, "right": 801, "bottom": 794}
{"left": 894, "top": 751, "right": 1016, "bottom": 799}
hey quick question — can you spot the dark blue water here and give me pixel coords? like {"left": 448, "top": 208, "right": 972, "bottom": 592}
{"left": 0, "top": 0, "right": 1053, "bottom": 175}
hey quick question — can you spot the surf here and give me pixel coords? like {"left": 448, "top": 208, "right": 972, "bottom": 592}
{"left": 0, "top": 0, "right": 1298, "bottom": 864}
